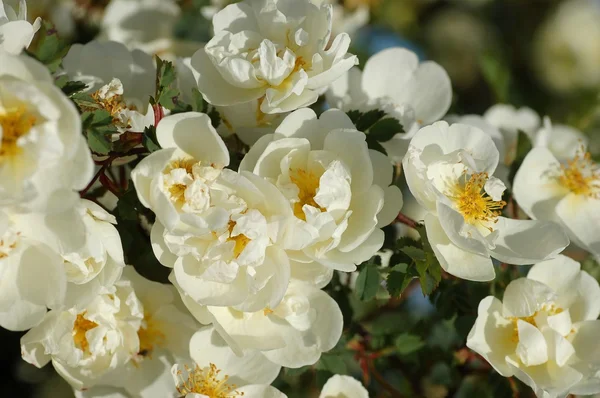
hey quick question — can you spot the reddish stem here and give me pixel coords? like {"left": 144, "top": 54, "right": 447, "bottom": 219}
{"left": 153, "top": 104, "right": 164, "bottom": 127}
{"left": 395, "top": 212, "right": 419, "bottom": 229}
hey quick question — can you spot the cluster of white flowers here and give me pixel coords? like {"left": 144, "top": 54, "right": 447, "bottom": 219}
{"left": 2, "top": 0, "right": 600, "bottom": 397}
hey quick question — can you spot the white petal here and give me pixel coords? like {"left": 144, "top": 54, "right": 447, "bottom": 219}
{"left": 237, "top": 385, "right": 286, "bottom": 398}
{"left": 516, "top": 320, "right": 548, "bottom": 366}
{"left": 556, "top": 194, "right": 600, "bottom": 258}
{"left": 489, "top": 217, "right": 569, "bottom": 265}
{"left": 512, "top": 147, "right": 566, "bottom": 220}
{"left": 319, "top": 375, "right": 368, "bottom": 398}
{"left": 377, "top": 185, "right": 403, "bottom": 228}
{"left": 190, "top": 326, "right": 281, "bottom": 386}
{"left": 466, "top": 296, "right": 515, "bottom": 377}
{"left": 323, "top": 129, "right": 373, "bottom": 193}
{"left": 502, "top": 278, "right": 556, "bottom": 318}
{"left": 156, "top": 112, "right": 230, "bottom": 167}
{"left": 424, "top": 214, "right": 495, "bottom": 281}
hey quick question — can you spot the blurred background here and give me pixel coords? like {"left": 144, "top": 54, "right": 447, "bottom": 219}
{"left": 2, "top": 0, "right": 600, "bottom": 396}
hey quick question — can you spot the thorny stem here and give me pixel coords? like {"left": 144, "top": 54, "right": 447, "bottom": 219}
{"left": 369, "top": 360, "right": 404, "bottom": 398}
{"left": 80, "top": 155, "right": 117, "bottom": 196}
{"left": 395, "top": 212, "right": 419, "bottom": 229}
{"left": 153, "top": 104, "right": 164, "bottom": 127}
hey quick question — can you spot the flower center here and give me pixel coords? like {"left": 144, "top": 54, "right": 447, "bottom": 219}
{"left": 227, "top": 220, "right": 251, "bottom": 259}
{"left": 73, "top": 312, "right": 99, "bottom": 354}
{"left": 0, "top": 105, "right": 36, "bottom": 161}
{"left": 289, "top": 168, "right": 325, "bottom": 221}
{"left": 509, "top": 304, "right": 564, "bottom": 343}
{"left": 137, "top": 313, "right": 166, "bottom": 359}
{"left": 175, "top": 363, "right": 243, "bottom": 398}
{"left": 0, "top": 226, "right": 19, "bottom": 259}
{"left": 556, "top": 148, "right": 600, "bottom": 198}
{"left": 163, "top": 158, "right": 197, "bottom": 206}
{"left": 451, "top": 172, "right": 506, "bottom": 230}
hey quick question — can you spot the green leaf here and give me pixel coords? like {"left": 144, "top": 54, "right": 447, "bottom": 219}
{"left": 87, "top": 129, "right": 112, "bottom": 155}
{"left": 142, "top": 125, "right": 161, "bottom": 153}
{"left": 346, "top": 110, "right": 362, "bottom": 125}
{"left": 191, "top": 88, "right": 208, "bottom": 113}
{"left": 387, "top": 269, "right": 415, "bottom": 297}
{"left": 479, "top": 52, "right": 511, "bottom": 103}
{"left": 315, "top": 353, "right": 348, "bottom": 375}
{"left": 394, "top": 333, "right": 425, "bottom": 355}
{"left": 55, "top": 77, "right": 88, "bottom": 97}
{"left": 30, "top": 21, "right": 69, "bottom": 72}
{"left": 368, "top": 117, "right": 404, "bottom": 142}
{"left": 354, "top": 263, "right": 380, "bottom": 301}
{"left": 284, "top": 366, "right": 311, "bottom": 377}
{"left": 400, "top": 246, "right": 426, "bottom": 261}
{"left": 208, "top": 106, "right": 222, "bottom": 129}
{"left": 355, "top": 109, "right": 386, "bottom": 132}
{"left": 154, "top": 57, "right": 191, "bottom": 113}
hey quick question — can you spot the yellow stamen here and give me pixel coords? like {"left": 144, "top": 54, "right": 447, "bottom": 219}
{"left": 175, "top": 363, "right": 244, "bottom": 398}
{"left": 557, "top": 146, "right": 600, "bottom": 198}
{"left": 137, "top": 313, "right": 166, "bottom": 359}
{"left": 73, "top": 313, "right": 98, "bottom": 353}
{"left": 263, "top": 307, "right": 274, "bottom": 316}
{"left": 163, "top": 158, "right": 197, "bottom": 206}
{"left": 0, "top": 105, "right": 36, "bottom": 160}
{"left": 509, "top": 304, "right": 563, "bottom": 343}
{"left": 89, "top": 89, "right": 132, "bottom": 128}
{"left": 451, "top": 172, "right": 506, "bottom": 231}
{"left": 227, "top": 220, "right": 251, "bottom": 259}
{"left": 289, "top": 168, "right": 325, "bottom": 221}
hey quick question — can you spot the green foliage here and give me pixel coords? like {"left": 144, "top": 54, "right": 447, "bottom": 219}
{"left": 81, "top": 110, "right": 118, "bottom": 155}
{"left": 345, "top": 109, "right": 405, "bottom": 155}
{"left": 479, "top": 52, "right": 511, "bottom": 104}
{"left": 29, "top": 21, "right": 69, "bottom": 72}
{"left": 55, "top": 76, "right": 88, "bottom": 97}
{"left": 355, "top": 262, "right": 381, "bottom": 301}
{"left": 395, "top": 333, "right": 426, "bottom": 355}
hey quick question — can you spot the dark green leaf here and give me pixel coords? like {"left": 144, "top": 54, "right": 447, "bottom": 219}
{"left": 355, "top": 263, "right": 380, "bottom": 301}
{"left": 142, "top": 125, "right": 161, "bottom": 153}
{"left": 479, "top": 52, "right": 510, "bottom": 103}
{"left": 30, "top": 22, "right": 69, "bottom": 72}
{"left": 346, "top": 110, "right": 362, "bottom": 125}
{"left": 387, "top": 269, "right": 415, "bottom": 297}
{"left": 316, "top": 354, "right": 347, "bottom": 375}
{"left": 394, "top": 333, "right": 425, "bottom": 355}
{"left": 192, "top": 88, "right": 208, "bottom": 113}
{"left": 400, "top": 246, "right": 426, "bottom": 261}
{"left": 284, "top": 366, "right": 311, "bottom": 377}
{"left": 56, "top": 77, "right": 88, "bottom": 96}
{"left": 87, "top": 129, "right": 111, "bottom": 155}
{"left": 355, "top": 109, "right": 386, "bottom": 131}
{"left": 208, "top": 107, "right": 222, "bottom": 129}
{"left": 368, "top": 117, "right": 404, "bottom": 142}
{"left": 366, "top": 137, "right": 387, "bottom": 155}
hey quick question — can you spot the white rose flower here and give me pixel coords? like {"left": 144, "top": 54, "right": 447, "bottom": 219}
{"left": 327, "top": 47, "right": 452, "bottom": 161}
{"left": 132, "top": 112, "right": 293, "bottom": 312}
{"left": 240, "top": 108, "right": 403, "bottom": 273}
{"left": 11, "top": 199, "right": 125, "bottom": 309}
{"left": 0, "top": 0, "right": 41, "bottom": 54}
{"left": 0, "top": 208, "right": 67, "bottom": 331}
{"left": 513, "top": 146, "right": 600, "bottom": 259}
{"left": 21, "top": 278, "right": 144, "bottom": 390}
{"left": 532, "top": 117, "right": 588, "bottom": 162}
{"left": 403, "top": 121, "right": 569, "bottom": 281}
{"left": 533, "top": 0, "right": 600, "bottom": 93}
{"left": 62, "top": 40, "right": 156, "bottom": 133}
{"left": 100, "top": 0, "right": 197, "bottom": 59}
{"left": 320, "top": 374, "right": 369, "bottom": 398}
{"left": 467, "top": 255, "right": 600, "bottom": 398}
{"left": 73, "top": 266, "right": 199, "bottom": 398}
{"left": 191, "top": 0, "right": 358, "bottom": 114}
{"left": 176, "top": 278, "right": 343, "bottom": 369}
{"left": 175, "top": 57, "right": 286, "bottom": 146}
{"left": 0, "top": 50, "right": 94, "bottom": 212}
{"left": 483, "top": 104, "right": 541, "bottom": 165}
{"left": 174, "top": 326, "right": 286, "bottom": 398}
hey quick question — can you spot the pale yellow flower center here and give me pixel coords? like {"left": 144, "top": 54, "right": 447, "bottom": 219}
{"left": 163, "top": 158, "right": 197, "bottom": 206}
{"left": 227, "top": 220, "right": 251, "bottom": 259}
{"left": 175, "top": 363, "right": 244, "bottom": 398}
{"left": 450, "top": 172, "right": 506, "bottom": 231}
{"left": 0, "top": 105, "right": 36, "bottom": 161}
{"left": 137, "top": 313, "right": 166, "bottom": 358}
{"left": 73, "top": 312, "right": 99, "bottom": 354}
{"left": 509, "top": 304, "right": 564, "bottom": 343}
{"left": 289, "top": 168, "right": 325, "bottom": 221}
{"left": 557, "top": 148, "right": 600, "bottom": 198}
